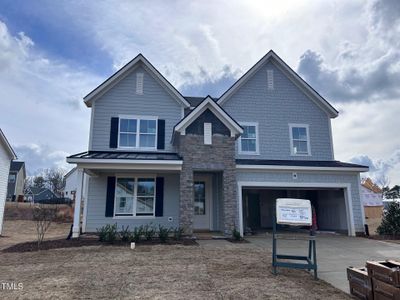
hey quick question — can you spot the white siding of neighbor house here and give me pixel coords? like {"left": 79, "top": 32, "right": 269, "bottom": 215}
{"left": 85, "top": 173, "right": 180, "bottom": 232}
{"left": 0, "top": 141, "right": 12, "bottom": 235}
{"left": 14, "top": 167, "right": 25, "bottom": 199}
{"left": 90, "top": 64, "right": 183, "bottom": 152}
{"left": 64, "top": 169, "right": 78, "bottom": 199}
{"left": 221, "top": 61, "right": 334, "bottom": 161}
{"left": 236, "top": 170, "right": 364, "bottom": 233}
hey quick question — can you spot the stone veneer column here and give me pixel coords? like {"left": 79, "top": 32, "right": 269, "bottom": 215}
{"left": 222, "top": 164, "right": 238, "bottom": 235}
{"left": 179, "top": 163, "right": 194, "bottom": 235}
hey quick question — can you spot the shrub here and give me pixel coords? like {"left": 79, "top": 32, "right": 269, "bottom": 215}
{"left": 97, "top": 224, "right": 118, "bottom": 243}
{"left": 143, "top": 223, "right": 156, "bottom": 241}
{"left": 172, "top": 227, "right": 184, "bottom": 240}
{"left": 32, "top": 204, "right": 58, "bottom": 250}
{"left": 158, "top": 225, "right": 171, "bottom": 243}
{"left": 232, "top": 227, "right": 242, "bottom": 241}
{"left": 119, "top": 225, "right": 132, "bottom": 242}
{"left": 377, "top": 202, "right": 400, "bottom": 236}
{"left": 132, "top": 225, "right": 144, "bottom": 242}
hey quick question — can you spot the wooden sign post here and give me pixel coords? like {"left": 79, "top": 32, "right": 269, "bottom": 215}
{"left": 272, "top": 198, "right": 317, "bottom": 279}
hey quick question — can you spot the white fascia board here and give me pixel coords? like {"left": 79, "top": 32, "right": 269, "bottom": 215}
{"left": 0, "top": 129, "right": 17, "bottom": 160}
{"left": 236, "top": 164, "right": 369, "bottom": 172}
{"left": 175, "top": 97, "right": 243, "bottom": 136}
{"left": 84, "top": 54, "right": 190, "bottom": 108}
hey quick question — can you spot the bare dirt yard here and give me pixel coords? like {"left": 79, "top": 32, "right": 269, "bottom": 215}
{"left": 0, "top": 220, "right": 351, "bottom": 300}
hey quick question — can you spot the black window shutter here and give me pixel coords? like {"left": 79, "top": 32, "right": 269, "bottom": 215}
{"left": 157, "top": 119, "right": 165, "bottom": 150}
{"left": 105, "top": 176, "right": 116, "bottom": 217}
{"left": 155, "top": 177, "right": 164, "bottom": 217}
{"left": 109, "top": 117, "right": 119, "bottom": 148}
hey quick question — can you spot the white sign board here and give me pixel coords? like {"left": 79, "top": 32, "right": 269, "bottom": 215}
{"left": 276, "top": 198, "right": 312, "bottom": 226}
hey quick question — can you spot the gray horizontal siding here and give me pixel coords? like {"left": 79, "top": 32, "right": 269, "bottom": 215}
{"left": 222, "top": 61, "right": 334, "bottom": 161}
{"left": 236, "top": 170, "right": 363, "bottom": 233}
{"left": 91, "top": 64, "right": 182, "bottom": 152}
{"left": 85, "top": 173, "right": 180, "bottom": 232}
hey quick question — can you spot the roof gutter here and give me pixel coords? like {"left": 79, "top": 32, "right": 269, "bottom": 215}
{"left": 236, "top": 164, "right": 369, "bottom": 172}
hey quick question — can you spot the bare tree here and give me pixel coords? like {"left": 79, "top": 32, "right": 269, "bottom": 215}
{"left": 377, "top": 174, "right": 391, "bottom": 198}
{"left": 32, "top": 204, "right": 58, "bottom": 250}
{"left": 44, "top": 168, "right": 65, "bottom": 196}
{"left": 33, "top": 175, "right": 46, "bottom": 189}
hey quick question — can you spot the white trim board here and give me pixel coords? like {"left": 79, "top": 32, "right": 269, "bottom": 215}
{"left": 236, "top": 165, "right": 368, "bottom": 172}
{"left": 174, "top": 96, "right": 243, "bottom": 138}
{"left": 237, "top": 181, "right": 356, "bottom": 237}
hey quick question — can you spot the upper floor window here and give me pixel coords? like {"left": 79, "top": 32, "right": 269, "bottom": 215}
{"left": 239, "top": 122, "right": 259, "bottom": 154}
{"left": 289, "top": 124, "right": 310, "bottom": 156}
{"left": 119, "top": 116, "right": 157, "bottom": 149}
{"left": 8, "top": 174, "right": 16, "bottom": 183}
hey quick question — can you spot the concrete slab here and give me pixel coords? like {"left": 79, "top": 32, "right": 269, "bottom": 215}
{"left": 246, "top": 233, "right": 400, "bottom": 293}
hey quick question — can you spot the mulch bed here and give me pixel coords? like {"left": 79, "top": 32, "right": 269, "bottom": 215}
{"left": 2, "top": 238, "right": 198, "bottom": 253}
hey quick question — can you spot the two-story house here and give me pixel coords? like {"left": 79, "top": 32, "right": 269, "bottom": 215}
{"left": 67, "top": 50, "right": 368, "bottom": 238}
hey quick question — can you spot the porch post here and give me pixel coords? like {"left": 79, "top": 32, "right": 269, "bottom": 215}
{"left": 72, "top": 168, "right": 84, "bottom": 238}
{"left": 179, "top": 165, "right": 194, "bottom": 235}
{"left": 81, "top": 173, "right": 90, "bottom": 233}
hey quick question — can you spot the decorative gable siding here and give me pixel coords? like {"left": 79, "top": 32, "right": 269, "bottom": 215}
{"left": 90, "top": 65, "right": 182, "bottom": 152}
{"left": 222, "top": 62, "right": 334, "bottom": 161}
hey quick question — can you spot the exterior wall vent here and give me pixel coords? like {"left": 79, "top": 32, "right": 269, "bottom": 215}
{"left": 267, "top": 69, "right": 274, "bottom": 90}
{"left": 136, "top": 73, "right": 144, "bottom": 95}
{"left": 204, "top": 123, "right": 212, "bottom": 145}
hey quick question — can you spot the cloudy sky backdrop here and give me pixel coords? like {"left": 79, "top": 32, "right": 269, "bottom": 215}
{"left": 0, "top": 0, "right": 399, "bottom": 183}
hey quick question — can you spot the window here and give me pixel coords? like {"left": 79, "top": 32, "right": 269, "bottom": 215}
{"left": 289, "top": 124, "right": 310, "bottom": 155}
{"left": 136, "top": 73, "right": 143, "bottom": 94}
{"left": 194, "top": 181, "right": 205, "bottom": 215}
{"left": 267, "top": 69, "right": 274, "bottom": 90}
{"left": 204, "top": 123, "right": 212, "bottom": 145}
{"left": 115, "top": 177, "right": 155, "bottom": 217}
{"left": 239, "top": 122, "right": 259, "bottom": 154}
{"left": 8, "top": 174, "right": 16, "bottom": 183}
{"left": 119, "top": 117, "right": 157, "bottom": 149}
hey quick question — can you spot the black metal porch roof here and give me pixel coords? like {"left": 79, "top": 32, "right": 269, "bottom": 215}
{"left": 68, "top": 151, "right": 182, "bottom": 161}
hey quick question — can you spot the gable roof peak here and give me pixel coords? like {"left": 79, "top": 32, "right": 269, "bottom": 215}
{"left": 83, "top": 53, "right": 190, "bottom": 108}
{"left": 217, "top": 50, "right": 339, "bottom": 118}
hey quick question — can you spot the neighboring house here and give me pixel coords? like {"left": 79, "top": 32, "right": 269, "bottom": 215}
{"left": 6, "top": 161, "right": 26, "bottom": 202}
{"left": 0, "top": 129, "right": 17, "bottom": 235}
{"left": 67, "top": 50, "right": 369, "bottom": 238}
{"left": 62, "top": 167, "right": 78, "bottom": 201}
{"left": 25, "top": 187, "right": 58, "bottom": 203}
{"left": 360, "top": 178, "right": 383, "bottom": 234}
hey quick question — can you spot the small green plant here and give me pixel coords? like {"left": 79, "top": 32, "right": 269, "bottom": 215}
{"left": 377, "top": 202, "right": 400, "bottom": 236}
{"left": 173, "top": 227, "right": 184, "bottom": 240}
{"left": 97, "top": 223, "right": 118, "bottom": 243}
{"left": 232, "top": 227, "right": 242, "bottom": 241}
{"left": 143, "top": 223, "right": 156, "bottom": 241}
{"left": 158, "top": 225, "right": 171, "bottom": 243}
{"left": 131, "top": 225, "right": 144, "bottom": 242}
{"left": 119, "top": 225, "right": 132, "bottom": 242}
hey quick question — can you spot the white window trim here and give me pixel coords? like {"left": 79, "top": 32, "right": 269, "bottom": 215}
{"left": 118, "top": 115, "right": 158, "bottom": 150}
{"left": 113, "top": 175, "right": 156, "bottom": 218}
{"left": 289, "top": 123, "right": 311, "bottom": 156}
{"left": 238, "top": 122, "right": 259, "bottom": 155}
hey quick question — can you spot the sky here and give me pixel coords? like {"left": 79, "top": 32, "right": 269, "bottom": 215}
{"left": 0, "top": 0, "right": 399, "bottom": 185}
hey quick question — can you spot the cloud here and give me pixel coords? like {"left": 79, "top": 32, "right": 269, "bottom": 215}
{"left": 13, "top": 144, "right": 69, "bottom": 175}
{"left": 0, "top": 20, "right": 100, "bottom": 174}
{"left": 297, "top": 0, "right": 400, "bottom": 103}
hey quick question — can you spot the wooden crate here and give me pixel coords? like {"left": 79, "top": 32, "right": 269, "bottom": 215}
{"left": 347, "top": 267, "right": 373, "bottom": 300}
{"left": 372, "top": 278, "right": 400, "bottom": 300}
{"left": 367, "top": 261, "right": 400, "bottom": 287}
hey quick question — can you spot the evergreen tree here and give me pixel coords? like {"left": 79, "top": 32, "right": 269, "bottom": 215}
{"left": 377, "top": 201, "right": 400, "bottom": 236}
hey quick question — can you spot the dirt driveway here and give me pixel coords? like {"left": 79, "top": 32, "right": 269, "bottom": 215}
{"left": 0, "top": 220, "right": 350, "bottom": 299}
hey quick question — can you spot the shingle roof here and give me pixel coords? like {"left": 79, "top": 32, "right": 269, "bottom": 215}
{"left": 184, "top": 96, "right": 218, "bottom": 107}
{"left": 68, "top": 151, "right": 182, "bottom": 161}
{"left": 236, "top": 159, "right": 369, "bottom": 169}
{"left": 10, "top": 161, "right": 24, "bottom": 172}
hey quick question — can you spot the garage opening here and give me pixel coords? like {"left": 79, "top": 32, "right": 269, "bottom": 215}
{"left": 242, "top": 187, "right": 349, "bottom": 235}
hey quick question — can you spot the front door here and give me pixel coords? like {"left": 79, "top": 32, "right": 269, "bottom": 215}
{"left": 193, "top": 175, "right": 212, "bottom": 230}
